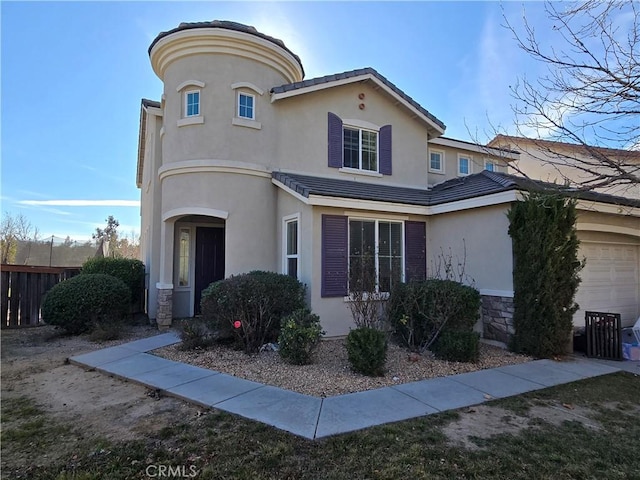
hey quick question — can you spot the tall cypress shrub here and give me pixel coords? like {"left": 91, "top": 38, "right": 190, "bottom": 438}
{"left": 508, "top": 192, "right": 583, "bottom": 358}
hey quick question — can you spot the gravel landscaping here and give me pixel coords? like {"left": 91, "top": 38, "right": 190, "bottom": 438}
{"left": 154, "top": 338, "right": 533, "bottom": 397}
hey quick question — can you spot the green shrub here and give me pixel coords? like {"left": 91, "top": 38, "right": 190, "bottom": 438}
{"left": 201, "top": 271, "right": 306, "bottom": 353}
{"left": 346, "top": 327, "right": 387, "bottom": 376}
{"left": 387, "top": 279, "right": 480, "bottom": 352}
{"left": 82, "top": 257, "right": 145, "bottom": 309}
{"left": 176, "top": 318, "right": 215, "bottom": 351}
{"left": 278, "top": 309, "right": 324, "bottom": 365}
{"left": 508, "top": 192, "right": 583, "bottom": 358}
{"left": 431, "top": 331, "right": 480, "bottom": 363}
{"left": 42, "top": 274, "right": 130, "bottom": 335}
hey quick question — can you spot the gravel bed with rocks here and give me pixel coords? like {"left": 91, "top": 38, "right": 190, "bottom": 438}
{"left": 154, "top": 339, "right": 533, "bottom": 398}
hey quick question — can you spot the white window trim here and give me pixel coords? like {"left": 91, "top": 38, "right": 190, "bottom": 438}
{"left": 428, "top": 148, "right": 445, "bottom": 174}
{"left": 177, "top": 116, "right": 204, "bottom": 127}
{"left": 484, "top": 159, "right": 496, "bottom": 171}
{"left": 231, "top": 82, "right": 264, "bottom": 96}
{"left": 232, "top": 117, "right": 261, "bottom": 129}
{"left": 338, "top": 167, "right": 382, "bottom": 178}
{"left": 175, "top": 226, "right": 193, "bottom": 290}
{"left": 282, "top": 213, "right": 300, "bottom": 279}
{"left": 458, "top": 154, "right": 472, "bottom": 176}
{"left": 184, "top": 89, "right": 201, "bottom": 118}
{"left": 176, "top": 80, "right": 205, "bottom": 92}
{"left": 343, "top": 124, "right": 380, "bottom": 173}
{"left": 237, "top": 92, "right": 256, "bottom": 120}
{"left": 346, "top": 217, "right": 405, "bottom": 295}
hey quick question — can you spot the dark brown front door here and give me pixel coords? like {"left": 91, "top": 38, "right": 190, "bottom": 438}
{"left": 194, "top": 227, "right": 225, "bottom": 315}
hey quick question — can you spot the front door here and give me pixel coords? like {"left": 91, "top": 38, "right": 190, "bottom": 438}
{"left": 194, "top": 227, "right": 225, "bottom": 315}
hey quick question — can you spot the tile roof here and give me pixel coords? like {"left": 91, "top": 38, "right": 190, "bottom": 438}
{"left": 272, "top": 171, "right": 640, "bottom": 209}
{"left": 270, "top": 67, "right": 446, "bottom": 131}
{"left": 142, "top": 98, "right": 161, "bottom": 109}
{"left": 148, "top": 20, "right": 304, "bottom": 76}
{"left": 489, "top": 134, "right": 640, "bottom": 160}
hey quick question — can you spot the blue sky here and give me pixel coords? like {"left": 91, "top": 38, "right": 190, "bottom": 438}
{"left": 1, "top": 1, "right": 551, "bottom": 241}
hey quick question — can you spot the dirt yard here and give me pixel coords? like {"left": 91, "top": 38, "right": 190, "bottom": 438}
{"left": 1, "top": 324, "right": 621, "bottom": 478}
{"left": 1, "top": 325, "right": 202, "bottom": 473}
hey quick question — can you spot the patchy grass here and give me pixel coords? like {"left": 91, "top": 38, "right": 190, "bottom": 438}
{"left": 1, "top": 396, "right": 74, "bottom": 459}
{"left": 2, "top": 373, "right": 639, "bottom": 479}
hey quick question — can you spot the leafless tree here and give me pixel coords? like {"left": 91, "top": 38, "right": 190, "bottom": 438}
{"left": 497, "top": 0, "right": 639, "bottom": 191}
{"left": 0, "top": 212, "right": 38, "bottom": 264}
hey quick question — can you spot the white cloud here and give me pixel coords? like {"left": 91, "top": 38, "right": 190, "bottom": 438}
{"left": 18, "top": 200, "right": 140, "bottom": 207}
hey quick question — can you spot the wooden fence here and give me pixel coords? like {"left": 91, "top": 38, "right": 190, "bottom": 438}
{"left": 1, "top": 265, "right": 81, "bottom": 328}
{"left": 585, "top": 311, "right": 623, "bottom": 361}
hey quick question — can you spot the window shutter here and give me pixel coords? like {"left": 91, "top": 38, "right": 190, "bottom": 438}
{"left": 328, "top": 112, "right": 343, "bottom": 168}
{"left": 322, "top": 214, "right": 348, "bottom": 297}
{"left": 405, "top": 221, "right": 426, "bottom": 282}
{"left": 379, "top": 124, "right": 392, "bottom": 175}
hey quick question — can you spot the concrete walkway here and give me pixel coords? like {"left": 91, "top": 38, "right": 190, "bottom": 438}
{"left": 69, "top": 332, "right": 633, "bottom": 440}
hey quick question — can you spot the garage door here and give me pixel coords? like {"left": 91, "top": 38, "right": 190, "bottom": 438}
{"left": 574, "top": 242, "right": 640, "bottom": 328}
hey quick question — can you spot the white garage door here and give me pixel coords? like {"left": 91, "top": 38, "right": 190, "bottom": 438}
{"left": 574, "top": 242, "right": 640, "bottom": 328}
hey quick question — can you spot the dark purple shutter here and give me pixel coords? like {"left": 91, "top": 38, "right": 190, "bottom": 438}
{"left": 321, "top": 214, "right": 348, "bottom": 297}
{"left": 328, "top": 112, "right": 343, "bottom": 168}
{"left": 405, "top": 221, "right": 426, "bottom": 282}
{"left": 379, "top": 124, "right": 392, "bottom": 175}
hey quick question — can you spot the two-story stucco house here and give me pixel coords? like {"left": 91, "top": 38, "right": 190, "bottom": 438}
{"left": 137, "top": 21, "right": 640, "bottom": 342}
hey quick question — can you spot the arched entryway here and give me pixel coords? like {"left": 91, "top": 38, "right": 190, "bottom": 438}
{"left": 173, "top": 215, "right": 226, "bottom": 317}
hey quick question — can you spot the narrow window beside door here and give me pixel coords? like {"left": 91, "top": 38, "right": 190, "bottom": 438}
{"left": 178, "top": 228, "right": 190, "bottom": 286}
{"left": 284, "top": 217, "right": 299, "bottom": 278}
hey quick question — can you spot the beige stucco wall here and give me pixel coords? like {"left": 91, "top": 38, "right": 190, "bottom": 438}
{"left": 162, "top": 172, "right": 277, "bottom": 277}
{"left": 275, "top": 188, "right": 313, "bottom": 288}
{"left": 139, "top": 111, "right": 164, "bottom": 319}
{"left": 273, "top": 82, "right": 433, "bottom": 189}
{"left": 307, "top": 205, "right": 430, "bottom": 337}
{"left": 426, "top": 143, "right": 509, "bottom": 186}
{"left": 427, "top": 204, "right": 514, "bottom": 294}
{"left": 503, "top": 142, "right": 640, "bottom": 200}
{"left": 161, "top": 54, "right": 289, "bottom": 166}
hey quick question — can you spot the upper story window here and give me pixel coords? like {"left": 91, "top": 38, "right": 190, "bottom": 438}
{"left": 231, "top": 82, "right": 263, "bottom": 130}
{"left": 344, "top": 127, "right": 378, "bottom": 172}
{"left": 238, "top": 93, "right": 255, "bottom": 120}
{"left": 428, "top": 149, "right": 444, "bottom": 173}
{"left": 458, "top": 154, "right": 472, "bottom": 176}
{"left": 185, "top": 90, "right": 200, "bottom": 117}
{"left": 484, "top": 160, "right": 495, "bottom": 172}
{"left": 176, "top": 80, "right": 205, "bottom": 127}
{"left": 328, "top": 113, "right": 392, "bottom": 176}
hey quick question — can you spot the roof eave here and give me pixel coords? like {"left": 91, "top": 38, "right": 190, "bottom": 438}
{"left": 271, "top": 73, "right": 445, "bottom": 136}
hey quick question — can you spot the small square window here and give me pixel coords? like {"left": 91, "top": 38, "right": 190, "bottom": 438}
{"left": 458, "top": 156, "right": 470, "bottom": 176}
{"left": 485, "top": 161, "right": 495, "bottom": 172}
{"left": 186, "top": 91, "right": 200, "bottom": 117}
{"left": 238, "top": 93, "right": 254, "bottom": 120}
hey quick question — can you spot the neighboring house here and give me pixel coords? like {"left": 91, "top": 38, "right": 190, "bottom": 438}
{"left": 488, "top": 135, "right": 640, "bottom": 331}
{"left": 137, "top": 21, "right": 640, "bottom": 344}
{"left": 488, "top": 135, "right": 640, "bottom": 200}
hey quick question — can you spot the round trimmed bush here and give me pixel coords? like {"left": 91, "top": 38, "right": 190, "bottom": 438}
{"left": 201, "top": 271, "right": 306, "bottom": 353}
{"left": 346, "top": 327, "right": 387, "bottom": 376}
{"left": 42, "top": 274, "right": 131, "bottom": 335}
{"left": 82, "top": 257, "right": 145, "bottom": 308}
{"left": 278, "top": 309, "right": 324, "bottom": 365}
{"left": 431, "top": 330, "right": 480, "bottom": 363}
{"left": 388, "top": 279, "right": 480, "bottom": 352}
